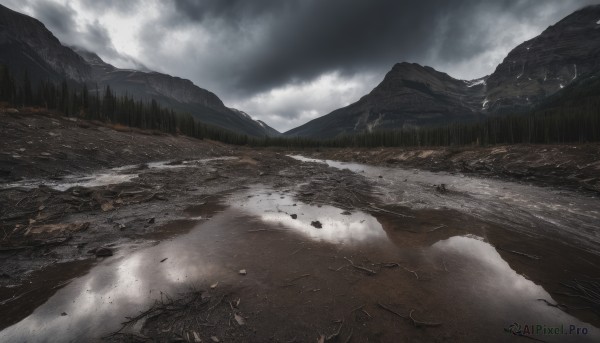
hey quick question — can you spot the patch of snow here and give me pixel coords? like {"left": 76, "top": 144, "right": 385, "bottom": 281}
{"left": 572, "top": 64, "right": 577, "bottom": 80}
{"left": 464, "top": 78, "right": 486, "bottom": 87}
{"left": 560, "top": 84, "right": 564, "bottom": 89}
{"left": 597, "top": 19, "right": 600, "bottom": 24}
{"left": 482, "top": 98, "right": 489, "bottom": 109}
{"left": 229, "top": 108, "right": 252, "bottom": 120}
{"left": 257, "top": 121, "right": 266, "bottom": 128}
{"left": 367, "top": 114, "right": 384, "bottom": 133}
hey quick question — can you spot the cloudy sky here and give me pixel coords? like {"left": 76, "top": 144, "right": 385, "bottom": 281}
{"left": 1, "top": 0, "right": 598, "bottom": 131}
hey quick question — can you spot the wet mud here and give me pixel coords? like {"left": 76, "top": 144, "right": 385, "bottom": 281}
{"left": 1, "top": 112, "right": 599, "bottom": 342}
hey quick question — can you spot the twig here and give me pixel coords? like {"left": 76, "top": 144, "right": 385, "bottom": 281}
{"left": 325, "top": 319, "right": 344, "bottom": 341}
{"left": 496, "top": 246, "right": 541, "bottom": 260}
{"left": 344, "top": 257, "right": 376, "bottom": 275}
{"left": 247, "top": 228, "right": 289, "bottom": 232}
{"left": 288, "top": 274, "right": 311, "bottom": 283}
{"left": 328, "top": 264, "right": 348, "bottom": 272}
{"left": 377, "top": 303, "right": 441, "bottom": 327}
{"left": 367, "top": 204, "right": 415, "bottom": 218}
{"left": 536, "top": 299, "right": 568, "bottom": 311}
{"left": 342, "top": 328, "right": 353, "bottom": 343}
{"left": 408, "top": 309, "right": 442, "bottom": 327}
{"left": 206, "top": 294, "right": 225, "bottom": 320}
{"left": 428, "top": 224, "right": 446, "bottom": 232}
{"left": 349, "top": 304, "right": 364, "bottom": 313}
{"left": 401, "top": 266, "right": 419, "bottom": 280}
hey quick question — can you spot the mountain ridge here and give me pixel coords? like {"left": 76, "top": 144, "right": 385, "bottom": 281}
{"left": 285, "top": 4, "right": 600, "bottom": 138}
{"left": 0, "top": 4, "right": 279, "bottom": 137}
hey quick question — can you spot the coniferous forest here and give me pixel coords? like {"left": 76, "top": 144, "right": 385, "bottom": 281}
{"left": 1, "top": 64, "right": 598, "bottom": 149}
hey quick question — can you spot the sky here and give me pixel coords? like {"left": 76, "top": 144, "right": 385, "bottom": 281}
{"left": 1, "top": 0, "right": 598, "bottom": 132}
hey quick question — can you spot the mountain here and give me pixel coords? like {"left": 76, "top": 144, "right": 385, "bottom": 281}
{"left": 71, "top": 47, "right": 278, "bottom": 137}
{"left": 0, "top": 4, "right": 90, "bottom": 83}
{"left": 484, "top": 4, "right": 600, "bottom": 113}
{"left": 286, "top": 63, "right": 486, "bottom": 138}
{"left": 0, "top": 4, "right": 279, "bottom": 137}
{"left": 286, "top": 4, "right": 600, "bottom": 138}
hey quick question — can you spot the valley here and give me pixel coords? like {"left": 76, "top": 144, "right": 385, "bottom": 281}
{"left": 1, "top": 2, "right": 599, "bottom": 342}
{"left": 1, "top": 110, "right": 599, "bottom": 342}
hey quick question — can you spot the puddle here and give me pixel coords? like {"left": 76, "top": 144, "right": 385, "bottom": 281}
{"left": 289, "top": 155, "right": 600, "bottom": 254}
{"left": 1, "top": 186, "right": 598, "bottom": 341}
{"left": 229, "top": 187, "right": 387, "bottom": 245}
{"left": 429, "top": 235, "right": 598, "bottom": 342}
{"left": 0, "top": 157, "right": 238, "bottom": 191}
{"left": 0, "top": 172, "right": 139, "bottom": 192}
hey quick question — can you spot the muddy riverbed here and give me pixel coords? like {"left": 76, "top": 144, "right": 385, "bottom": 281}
{"left": 1, "top": 111, "right": 599, "bottom": 342}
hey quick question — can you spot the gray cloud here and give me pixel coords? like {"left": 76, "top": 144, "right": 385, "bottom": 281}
{"left": 29, "top": 0, "right": 78, "bottom": 37}
{"left": 146, "top": 0, "right": 597, "bottom": 96}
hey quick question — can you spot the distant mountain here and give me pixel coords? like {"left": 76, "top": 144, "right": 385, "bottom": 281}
{"left": 0, "top": 4, "right": 279, "bottom": 137}
{"left": 287, "top": 4, "right": 600, "bottom": 138}
{"left": 286, "top": 63, "right": 486, "bottom": 138}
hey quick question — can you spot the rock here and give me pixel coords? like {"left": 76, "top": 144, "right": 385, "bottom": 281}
{"left": 290, "top": 214, "right": 297, "bottom": 219}
{"left": 148, "top": 217, "right": 155, "bottom": 224}
{"left": 95, "top": 247, "right": 113, "bottom": 257}
{"left": 101, "top": 202, "right": 114, "bottom": 212}
{"left": 234, "top": 313, "right": 246, "bottom": 325}
{"left": 340, "top": 211, "right": 351, "bottom": 215}
{"left": 311, "top": 221, "right": 323, "bottom": 229}
{"left": 61, "top": 312, "right": 67, "bottom": 316}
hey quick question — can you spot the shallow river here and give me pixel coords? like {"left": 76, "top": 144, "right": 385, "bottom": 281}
{"left": 0, "top": 156, "right": 598, "bottom": 342}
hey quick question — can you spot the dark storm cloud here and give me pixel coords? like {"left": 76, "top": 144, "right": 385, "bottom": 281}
{"left": 29, "top": 0, "right": 78, "bottom": 37}
{"left": 1, "top": 0, "right": 148, "bottom": 70}
{"left": 78, "top": 0, "right": 141, "bottom": 14}
{"left": 140, "top": 0, "right": 597, "bottom": 97}
{"left": 1, "top": 0, "right": 598, "bottom": 131}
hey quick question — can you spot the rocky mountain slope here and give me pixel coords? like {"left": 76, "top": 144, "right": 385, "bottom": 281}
{"left": 0, "top": 4, "right": 279, "bottom": 137}
{"left": 485, "top": 4, "right": 600, "bottom": 113}
{"left": 287, "top": 4, "right": 600, "bottom": 138}
{"left": 286, "top": 63, "right": 486, "bottom": 138}
{"left": 0, "top": 5, "right": 90, "bottom": 83}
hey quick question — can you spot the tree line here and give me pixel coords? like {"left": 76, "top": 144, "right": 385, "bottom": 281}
{"left": 0, "top": 65, "right": 252, "bottom": 143}
{"left": 1, "top": 64, "right": 598, "bottom": 148}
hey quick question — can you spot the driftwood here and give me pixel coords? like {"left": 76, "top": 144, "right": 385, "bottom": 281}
{"left": 343, "top": 257, "right": 377, "bottom": 275}
{"left": 377, "top": 303, "right": 441, "bottom": 327}
{"left": 497, "top": 246, "right": 541, "bottom": 260}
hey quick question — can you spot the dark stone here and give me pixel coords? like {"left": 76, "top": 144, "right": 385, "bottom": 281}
{"left": 95, "top": 247, "right": 113, "bottom": 257}
{"left": 290, "top": 214, "right": 297, "bottom": 219}
{"left": 311, "top": 221, "right": 322, "bottom": 229}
